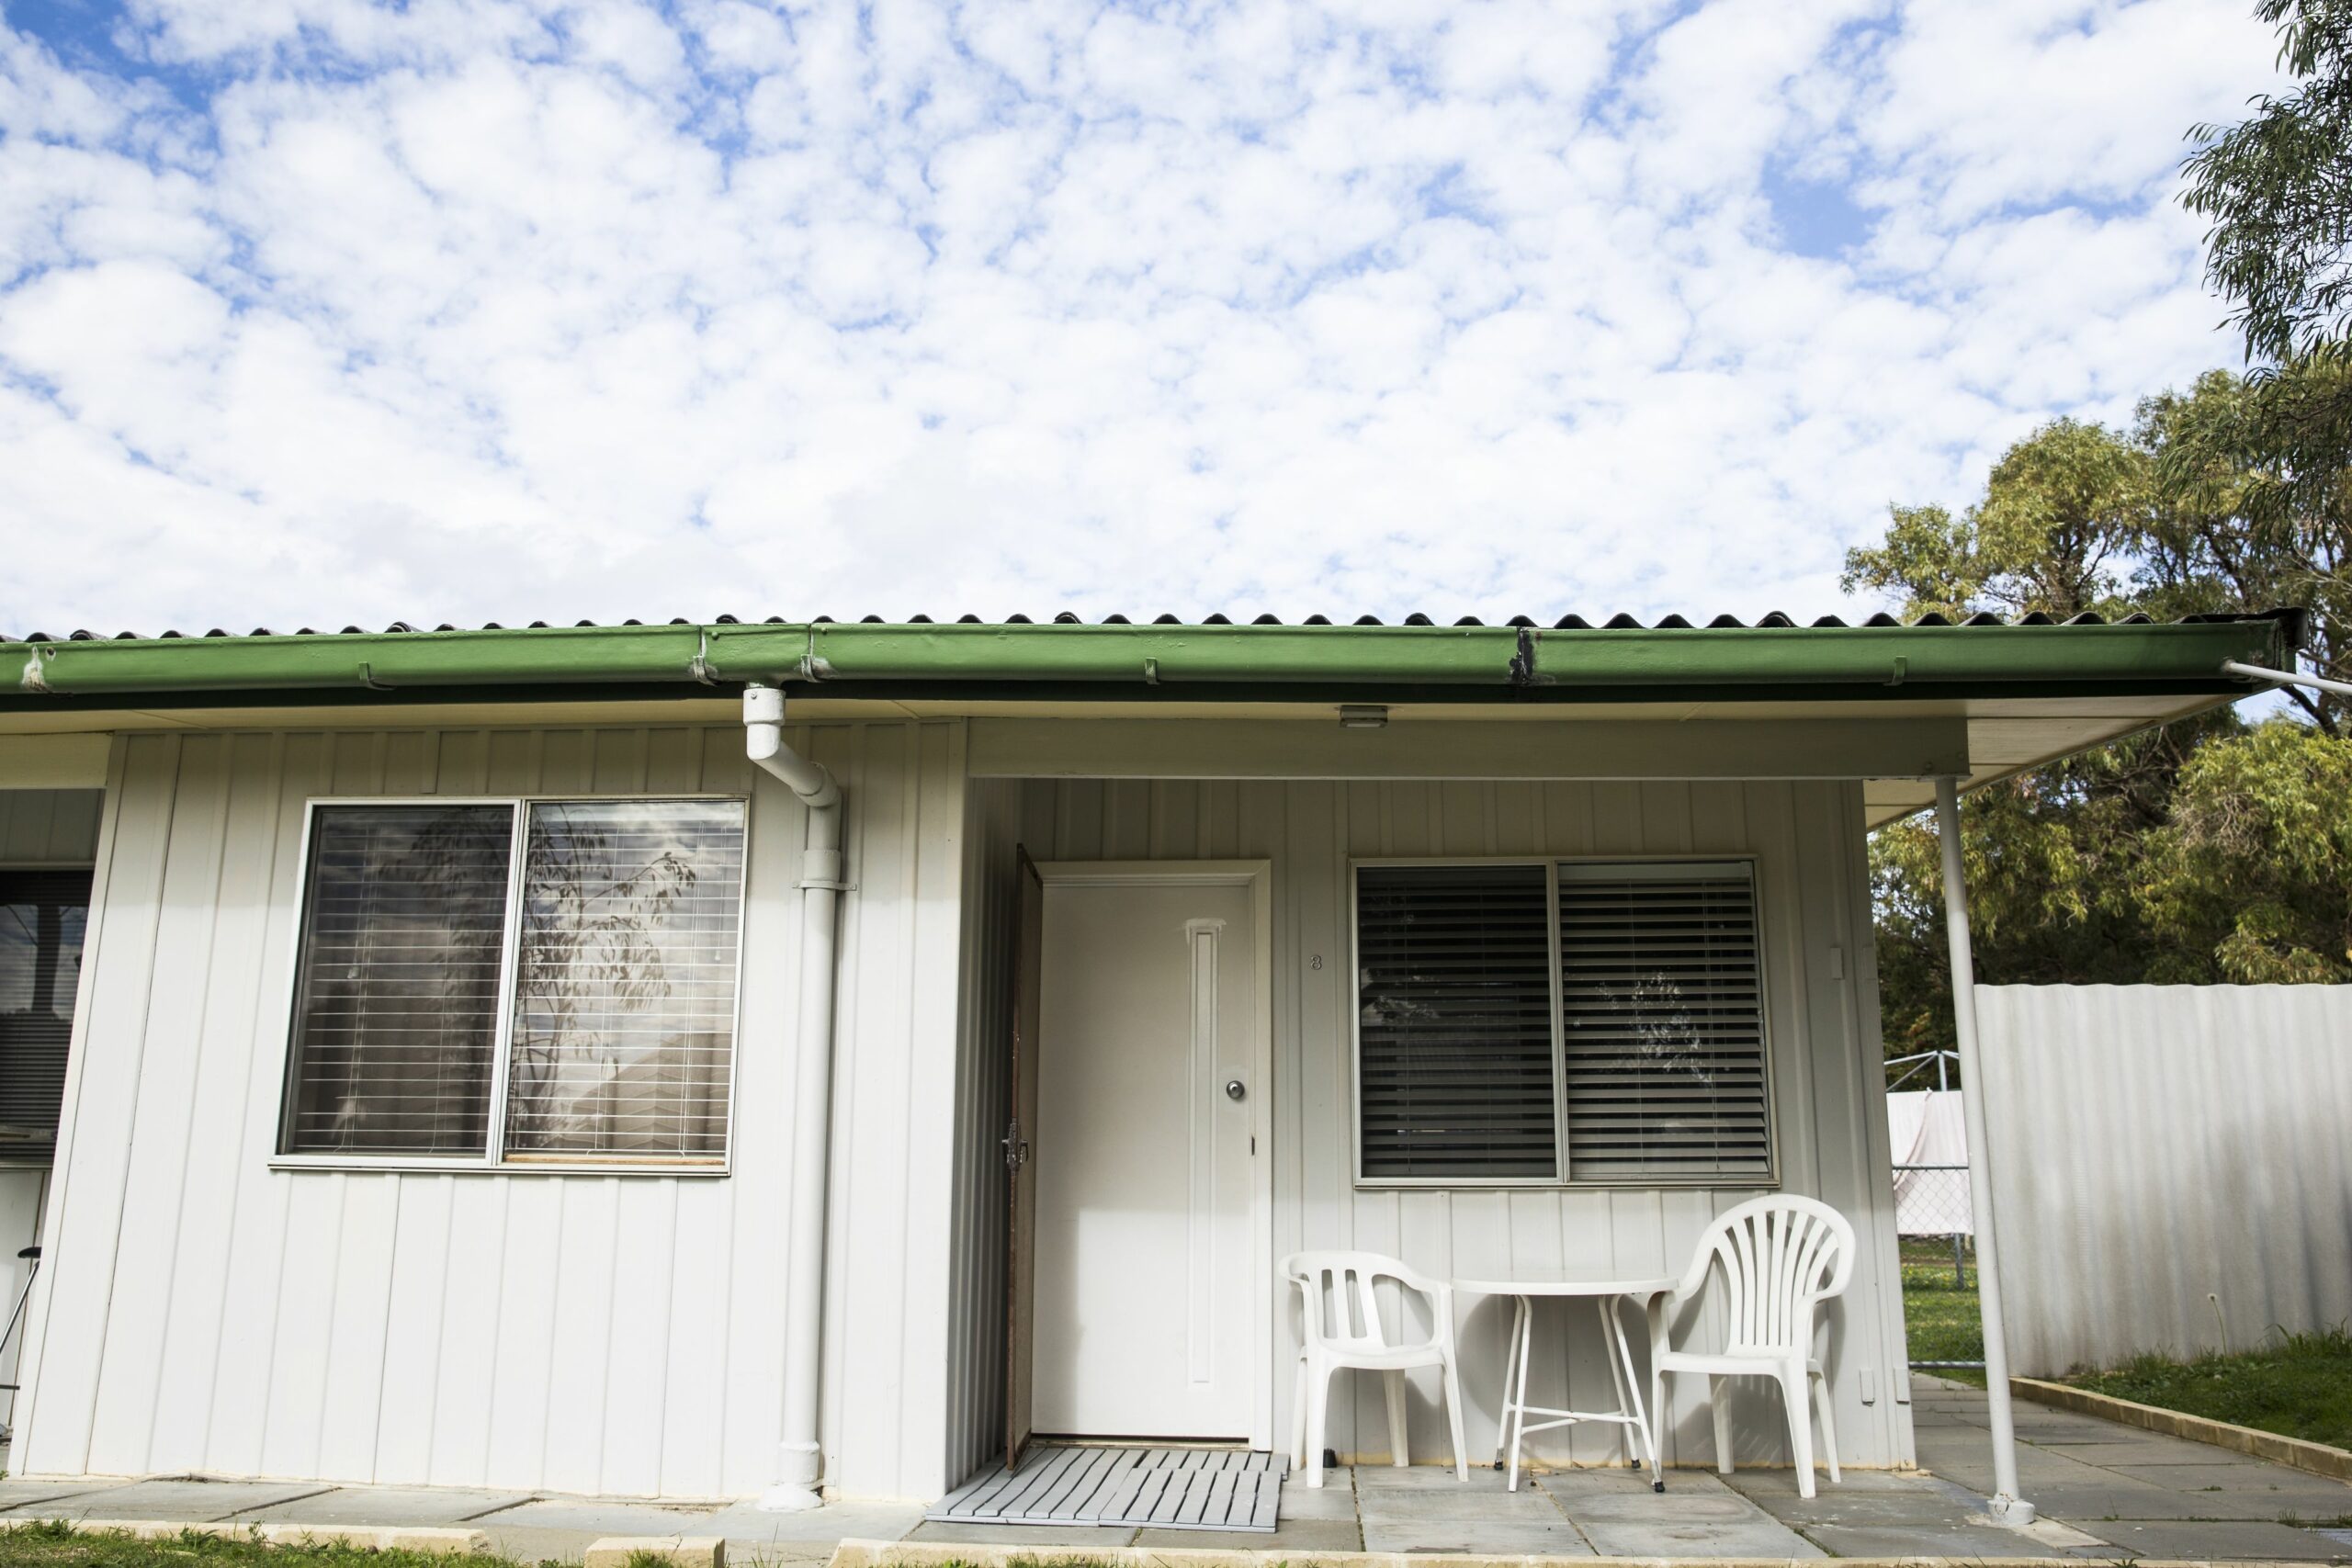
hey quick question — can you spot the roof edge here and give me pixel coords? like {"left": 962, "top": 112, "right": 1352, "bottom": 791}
{"left": 3, "top": 615, "right": 2303, "bottom": 704}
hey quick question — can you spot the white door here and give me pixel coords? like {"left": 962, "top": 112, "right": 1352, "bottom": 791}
{"left": 1031, "top": 874, "right": 1259, "bottom": 1439}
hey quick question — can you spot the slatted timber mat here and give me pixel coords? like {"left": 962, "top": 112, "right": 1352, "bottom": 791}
{"left": 926, "top": 1445, "right": 1287, "bottom": 1532}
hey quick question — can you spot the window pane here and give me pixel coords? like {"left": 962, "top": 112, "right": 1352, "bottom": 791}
{"left": 503, "top": 800, "right": 745, "bottom": 1161}
{"left": 0, "top": 869, "right": 91, "bottom": 1161}
{"left": 1357, "top": 863, "right": 1555, "bottom": 1179}
{"left": 283, "top": 806, "right": 514, "bottom": 1156}
{"left": 1559, "top": 862, "right": 1771, "bottom": 1180}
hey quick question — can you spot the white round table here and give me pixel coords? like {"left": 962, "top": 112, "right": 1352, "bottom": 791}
{"left": 1454, "top": 1276, "right": 1678, "bottom": 1492}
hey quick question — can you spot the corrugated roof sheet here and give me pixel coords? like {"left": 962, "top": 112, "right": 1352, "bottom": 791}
{"left": 1, "top": 609, "right": 2285, "bottom": 643}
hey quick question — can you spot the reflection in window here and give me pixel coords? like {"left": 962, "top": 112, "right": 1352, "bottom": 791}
{"left": 503, "top": 801, "right": 745, "bottom": 1161}
{"left": 282, "top": 806, "right": 514, "bottom": 1156}
{"left": 0, "top": 870, "right": 91, "bottom": 1162}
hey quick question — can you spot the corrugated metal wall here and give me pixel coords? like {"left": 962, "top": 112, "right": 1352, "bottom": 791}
{"left": 14, "top": 725, "right": 974, "bottom": 1502}
{"left": 0, "top": 788, "right": 101, "bottom": 1433}
{"left": 1976, "top": 984, "right": 2352, "bottom": 1377}
{"left": 996, "top": 776, "right": 1915, "bottom": 1471}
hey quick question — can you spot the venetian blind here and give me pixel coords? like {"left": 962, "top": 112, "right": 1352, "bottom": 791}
{"left": 503, "top": 800, "right": 745, "bottom": 1162}
{"left": 282, "top": 805, "right": 515, "bottom": 1156}
{"left": 0, "top": 869, "right": 91, "bottom": 1161}
{"left": 1357, "top": 863, "right": 1556, "bottom": 1179}
{"left": 1558, "top": 862, "right": 1770, "bottom": 1180}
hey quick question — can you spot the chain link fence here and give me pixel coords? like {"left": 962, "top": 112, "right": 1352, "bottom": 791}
{"left": 1894, "top": 1163, "right": 1983, "bottom": 1371}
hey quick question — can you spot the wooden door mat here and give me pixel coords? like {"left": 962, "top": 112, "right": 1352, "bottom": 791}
{"left": 926, "top": 1446, "right": 1286, "bottom": 1532}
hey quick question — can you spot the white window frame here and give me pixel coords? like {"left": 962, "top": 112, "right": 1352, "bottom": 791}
{"left": 1349, "top": 853, "right": 1780, "bottom": 1190}
{"left": 271, "top": 795, "right": 751, "bottom": 1177}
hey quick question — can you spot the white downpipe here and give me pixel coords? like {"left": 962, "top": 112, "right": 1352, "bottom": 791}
{"left": 2222, "top": 659, "right": 2352, "bottom": 701}
{"left": 745, "top": 684, "right": 845, "bottom": 1514}
{"left": 1935, "top": 777, "right": 2035, "bottom": 1526}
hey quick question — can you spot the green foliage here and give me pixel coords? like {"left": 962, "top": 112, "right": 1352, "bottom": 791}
{"left": 2068, "top": 1325, "right": 2352, "bottom": 1452}
{"left": 1855, "top": 386, "right": 2352, "bottom": 1064}
{"left": 2141, "top": 721, "right": 2352, "bottom": 980}
{"left": 0, "top": 1524, "right": 556, "bottom": 1568}
{"left": 2145, "top": 362, "right": 2352, "bottom": 728}
{"left": 2184, "top": 0, "right": 2352, "bottom": 365}
{"left": 1840, "top": 419, "right": 2153, "bottom": 621}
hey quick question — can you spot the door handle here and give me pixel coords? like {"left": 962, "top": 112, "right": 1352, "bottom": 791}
{"left": 1225, "top": 1078, "right": 1247, "bottom": 1102}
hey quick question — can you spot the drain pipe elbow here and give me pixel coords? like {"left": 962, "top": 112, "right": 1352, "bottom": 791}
{"left": 744, "top": 683, "right": 846, "bottom": 1514}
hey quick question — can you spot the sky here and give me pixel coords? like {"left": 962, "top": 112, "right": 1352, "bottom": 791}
{"left": 0, "top": 0, "right": 2289, "bottom": 635}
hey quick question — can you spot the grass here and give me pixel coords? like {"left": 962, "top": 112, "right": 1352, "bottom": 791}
{"left": 1898, "top": 1237, "right": 1984, "bottom": 1387}
{"left": 0, "top": 1523, "right": 558, "bottom": 1568}
{"left": 2066, "top": 1326, "right": 2352, "bottom": 1452}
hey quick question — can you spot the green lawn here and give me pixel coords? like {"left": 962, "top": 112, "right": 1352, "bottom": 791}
{"left": 0, "top": 1525, "right": 564, "bottom": 1568}
{"left": 2067, "top": 1327, "right": 2352, "bottom": 1452}
{"left": 1899, "top": 1238, "right": 1984, "bottom": 1386}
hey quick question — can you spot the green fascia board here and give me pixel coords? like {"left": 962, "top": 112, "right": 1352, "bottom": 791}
{"left": 5, "top": 616, "right": 2300, "bottom": 703}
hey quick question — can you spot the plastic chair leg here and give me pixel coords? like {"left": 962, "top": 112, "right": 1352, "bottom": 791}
{"left": 1306, "top": 1360, "right": 1331, "bottom": 1490}
{"left": 1442, "top": 1352, "right": 1468, "bottom": 1483}
{"left": 1781, "top": 1366, "right": 1815, "bottom": 1499}
{"left": 1811, "top": 1371, "right": 1840, "bottom": 1484}
{"left": 1292, "top": 1358, "right": 1309, "bottom": 1471}
{"left": 1711, "top": 1375, "right": 1735, "bottom": 1476}
{"left": 1383, "top": 1371, "right": 1409, "bottom": 1467}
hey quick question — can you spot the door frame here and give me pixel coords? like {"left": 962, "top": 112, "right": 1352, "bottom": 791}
{"left": 1031, "top": 858, "right": 1276, "bottom": 1452}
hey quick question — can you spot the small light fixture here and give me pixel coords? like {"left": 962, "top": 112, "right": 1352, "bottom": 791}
{"left": 1339, "top": 704, "right": 1389, "bottom": 729}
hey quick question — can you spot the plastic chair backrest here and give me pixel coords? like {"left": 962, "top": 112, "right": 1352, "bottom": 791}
{"left": 1283, "top": 1249, "right": 1412, "bottom": 1354}
{"left": 1680, "top": 1196, "right": 1855, "bottom": 1356}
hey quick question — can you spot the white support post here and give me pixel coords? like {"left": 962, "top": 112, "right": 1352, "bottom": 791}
{"left": 1935, "top": 776, "right": 2035, "bottom": 1525}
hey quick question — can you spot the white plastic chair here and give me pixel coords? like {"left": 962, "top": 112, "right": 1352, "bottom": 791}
{"left": 1283, "top": 1250, "right": 1468, "bottom": 1489}
{"left": 1648, "top": 1196, "right": 1855, "bottom": 1498}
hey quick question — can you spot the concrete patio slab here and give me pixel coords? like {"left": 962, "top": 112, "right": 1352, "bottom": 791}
{"left": 17, "top": 1478, "right": 337, "bottom": 1522}
{"left": 2086, "top": 1517, "right": 2352, "bottom": 1560}
{"left": 0, "top": 1480, "right": 134, "bottom": 1513}
{"left": 1792, "top": 1518, "right": 2116, "bottom": 1559}
{"left": 704, "top": 1500, "right": 930, "bottom": 1546}
{"left": 229, "top": 1485, "right": 537, "bottom": 1525}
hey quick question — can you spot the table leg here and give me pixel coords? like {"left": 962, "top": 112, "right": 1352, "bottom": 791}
{"left": 1607, "top": 1294, "right": 1665, "bottom": 1492}
{"left": 1596, "top": 1296, "right": 1634, "bottom": 1466}
{"left": 1493, "top": 1292, "right": 1522, "bottom": 1470}
{"left": 1506, "top": 1293, "right": 1533, "bottom": 1493}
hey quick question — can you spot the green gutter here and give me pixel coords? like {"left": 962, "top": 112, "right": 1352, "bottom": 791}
{"left": 5, "top": 615, "right": 2301, "bottom": 701}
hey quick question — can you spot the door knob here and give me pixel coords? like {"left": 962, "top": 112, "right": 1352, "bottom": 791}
{"left": 1225, "top": 1078, "right": 1247, "bottom": 1101}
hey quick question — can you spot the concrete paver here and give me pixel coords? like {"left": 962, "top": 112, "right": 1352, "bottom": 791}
{"left": 232, "top": 1486, "right": 538, "bottom": 1525}
{"left": 2089, "top": 1517, "right": 2352, "bottom": 1560}
{"left": 23, "top": 1479, "right": 337, "bottom": 1522}
{"left": 4, "top": 1380, "right": 2347, "bottom": 1561}
{"left": 0, "top": 1480, "right": 135, "bottom": 1513}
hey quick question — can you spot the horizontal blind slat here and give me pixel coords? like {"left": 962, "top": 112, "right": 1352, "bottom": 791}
{"left": 1357, "top": 863, "right": 1555, "bottom": 1179}
{"left": 282, "top": 805, "right": 514, "bottom": 1156}
{"left": 1559, "top": 863, "right": 1770, "bottom": 1180}
{"left": 503, "top": 800, "right": 746, "bottom": 1162}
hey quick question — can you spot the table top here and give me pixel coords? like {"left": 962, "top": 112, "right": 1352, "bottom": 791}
{"left": 1453, "top": 1275, "right": 1679, "bottom": 1298}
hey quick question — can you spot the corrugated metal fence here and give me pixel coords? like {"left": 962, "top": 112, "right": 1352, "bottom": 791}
{"left": 1974, "top": 984, "right": 2352, "bottom": 1377}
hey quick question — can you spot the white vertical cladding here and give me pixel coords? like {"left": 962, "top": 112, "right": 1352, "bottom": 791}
{"left": 14, "top": 721, "right": 972, "bottom": 1502}
{"left": 1007, "top": 776, "right": 1913, "bottom": 1472}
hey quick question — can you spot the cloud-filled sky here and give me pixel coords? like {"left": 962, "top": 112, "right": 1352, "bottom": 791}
{"left": 0, "top": 0, "right": 2285, "bottom": 634}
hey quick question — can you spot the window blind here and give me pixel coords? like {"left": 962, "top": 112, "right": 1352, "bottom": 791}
{"left": 0, "top": 869, "right": 91, "bottom": 1161}
{"left": 1357, "top": 863, "right": 1556, "bottom": 1179}
{"left": 283, "top": 806, "right": 514, "bottom": 1156}
{"left": 503, "top": 800, "right": 745, "bottom": 1161}
{"left": 1558, "top": 862, "right": 1770, "bottom": 1180}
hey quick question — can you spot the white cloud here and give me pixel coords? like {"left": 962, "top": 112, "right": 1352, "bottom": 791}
{"left": 0, "top": 0, "right": 2289, "bottom": 634}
